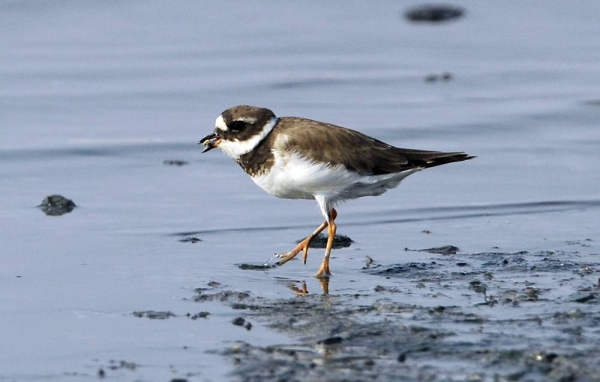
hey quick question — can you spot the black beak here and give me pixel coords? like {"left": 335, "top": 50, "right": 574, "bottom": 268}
{"left": 199, "top": 132, "right": 220, "bottom": 153}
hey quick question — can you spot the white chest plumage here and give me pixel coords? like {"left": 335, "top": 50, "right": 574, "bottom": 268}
{"left": 250, "top": 148, "right": 420, "bottom": 203}
{"left": 250, "top": 150, "right": 359, "bottom": 200}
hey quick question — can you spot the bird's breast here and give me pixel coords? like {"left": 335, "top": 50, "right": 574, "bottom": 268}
{"left": 250, "top": 150, "right": 362, "bottom": 200}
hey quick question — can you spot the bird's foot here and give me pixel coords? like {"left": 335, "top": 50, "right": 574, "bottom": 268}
{"left": 276, "top": 236, "right": 312, "bottom": 266}
{"left": 315, "top": 259, "right": 331, "bottom": 278}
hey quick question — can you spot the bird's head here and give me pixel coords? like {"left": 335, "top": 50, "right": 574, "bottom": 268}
{"left": 199, "top": 105, "right": 277, "bottom": 160}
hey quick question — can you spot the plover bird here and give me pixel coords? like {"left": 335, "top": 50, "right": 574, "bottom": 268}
{"left": 200, "top": 105, "right": 473, "bottom": 278}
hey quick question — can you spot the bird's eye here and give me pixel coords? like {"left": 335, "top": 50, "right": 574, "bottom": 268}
{"left": 229, "top": 121, "right": 246, "bottom": 132}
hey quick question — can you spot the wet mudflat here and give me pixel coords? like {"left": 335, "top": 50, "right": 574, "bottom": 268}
{"left": 196, "top": 240, "right": 600, "bottom": 382}
{"left": 2, "top": 1, "right": 600, "bottom": 381}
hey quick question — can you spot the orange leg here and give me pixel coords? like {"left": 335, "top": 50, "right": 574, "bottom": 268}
{"left": 315, "top": 209, "right": 337, "bottom": 278}
{"left": 276, "top": 221, "right": 328, "bottom": 266}
{"left": 276, "top": 209, "right": 338, "bottom": 267}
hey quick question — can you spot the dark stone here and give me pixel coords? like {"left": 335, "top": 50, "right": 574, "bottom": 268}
{"left": 299, "top": 233, "right": 353, "bottom": 249}
{"left": 419, "top": 245, "right": 460, "bottom": 255}
{"left": 573, "top": 293, "right": 596, "bottom": 303}
{"left": 317, "top": 336, "right": 343, "bottom": 345}
{"left": 405, "top": 4, "right": 465, "bottom": 23}
{"left": 232, "top": 317, "right": 246, "bottom": 326}
{"left": 179, "top": 236, "right": 202, "bottom": 243}
{"left": 190, "top": 311, "right": 210, "bottom": 319}
{"left": 163, "top": 160, "right": 188, "bottom": 166}
{"left": 38, "top": 194, "right": 76, "bottom": 216}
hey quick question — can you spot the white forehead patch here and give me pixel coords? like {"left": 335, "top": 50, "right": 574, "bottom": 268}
{"left": 235, "top": 116, "right": 257, "bottom": 124}
{"left": 218, "top": 117, "right": 278, "bottom": 160}
{"left": 215, "top": 114, "right": 228, "bottom": 131}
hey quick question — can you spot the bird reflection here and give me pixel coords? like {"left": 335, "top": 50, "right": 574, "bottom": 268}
{"left": 287, "top": 278, "right": 330, "bottom": 296}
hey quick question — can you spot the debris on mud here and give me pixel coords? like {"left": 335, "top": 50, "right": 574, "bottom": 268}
{"left": 107, "top": 360, "right": 137, "bottom": 371}
{"left": 132, "top": 310, "right": 176, "bottom": 319}
{"left": 38, "top": 194, "right": 76, "bottom": 216}
{"left": 192, "top": 290, "right": 252, "bottom": 304}
{"left": 237, "top": 263, "right": 275, "bottom": 271}
{"left": 187, "top": 311, "right": 210, "bottom": 319}
{"left": 366, "top": 261, "right": 442, "bottom": 276}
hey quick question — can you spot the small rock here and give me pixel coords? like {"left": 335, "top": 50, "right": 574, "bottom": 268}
{"left": 573, "top": 293, "right": 596, "bottom": 304}
{"left": 38, "top": 195, "right": 76, "bottom": 216}
{"left": 405, "top": 4, "right": 465, "bottom": 23}
{"left": 420, "top": 245, "right": 460, "bottom": 255}
{"left": 317, "top": 336, "right": 343, "bottom": 345}
{"left": 190, "top": 311, "right": 210, "bottom": 319}
{"left": 179, "top": 236, "right": 202, "bottom": 243}
{"left": 232, "top": 317, "right": 246, "bottom": 326}
{"left": 300, "top": 233, "right": 353, "bottom": 249}
{"left": 163, "top": 160, "right": 188, "bottom": 166}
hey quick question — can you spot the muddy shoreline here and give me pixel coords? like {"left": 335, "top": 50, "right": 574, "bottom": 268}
{"left": 190, "top": 246, "right": 600, "bottom": 382}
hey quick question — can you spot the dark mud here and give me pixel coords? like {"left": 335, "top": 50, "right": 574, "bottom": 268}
{"left": 193, "top": 246, "right": 600, "bottom": 382}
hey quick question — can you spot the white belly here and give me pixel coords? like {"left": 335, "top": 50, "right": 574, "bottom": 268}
{"left": 251, "top": 150, "right": 420, "bottom": 202}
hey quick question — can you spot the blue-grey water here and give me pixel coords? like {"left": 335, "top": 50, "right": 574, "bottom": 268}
{"left": 2, "top": 1, "right": 600, "bottom": 381}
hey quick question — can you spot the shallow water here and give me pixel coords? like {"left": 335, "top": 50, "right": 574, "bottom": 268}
{"left": 1, "top": 1, "right": 600, "bottom": 381}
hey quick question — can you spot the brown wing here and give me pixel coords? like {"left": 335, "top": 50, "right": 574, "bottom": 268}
{"left": 274, "top": 117, "right": 474, "bottom": 176}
